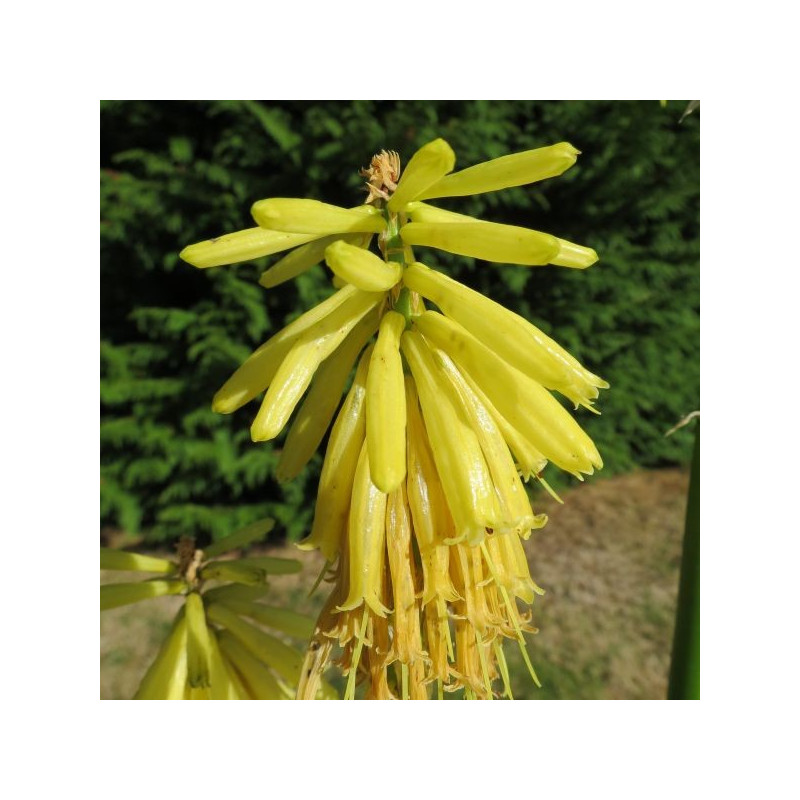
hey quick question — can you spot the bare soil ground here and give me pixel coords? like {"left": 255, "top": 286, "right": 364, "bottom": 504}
{"left": 100, "top": 468, "right": 689, "bottom": 700}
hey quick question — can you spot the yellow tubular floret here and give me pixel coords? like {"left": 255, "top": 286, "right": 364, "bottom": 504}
{"left": 100, "top": 579, "right": 185, "bottom": 611}
{"left": 401, "top": 330, "right": 503, "bottom": 545}
{"left": 366, "top": 310, "right": 407, "bottom": 493}
{"left": 404, "top": 376, "right": 458, "bottom": 606}
{"left": 452, "top": 545, "right": 493, "bottom": 639}
{"left": 207, "top": 629, "right": 241, "bottom": 699}
{"left": 180, "top": 227, "right": 321, "bottom": 269}
{"left": 416, "top": 142, "right": 580, "bottom": 200}
{"left": 134, "top": 611, "right": 188, "bottom": 699}
{"left": 259, "top": 233, "right": 359, "bottom": 289}
{"left": 100, "top": 548, "right": 176, "bottom": 574}
{"left": 297, "top": 347, "right": 371, "bottom": 561}
{"left": 405, "top": 205, "right": 598, "bottom": 271}
{"left": 276, "top": 306, "right": 380, "bottom": 482}
{"left": 405, "top": 202, "right": 478, "bottom": 225}
{"left": 506, "top": 533, "right": 545, "bottom": 601}
{"left": 202, "top": 583, "right": 271, "bottom": 605}
{"left": 403, "top": 261, "right": 607, "bottom": 406}
{"left": 215, "top": 630, "right": 284, "bottom": 699}
{"left": 455, "top": 366, "right": 548, "bottom": 481}
{"left": 213, "top": 284, "right": 363, "bottom": 414}
{"left": 211, "top": 597, "right": 315, "bottom": 641}
{"left": 211, "top": 556, "right": 301, "bottom": 576}
{"left": 206, "top": 603, "right": 304, "bottom": 686}
{"left": 324, "top": 239, "right": 403, "bottom": 292}
{"left": 400, "top": 221, "right": 560, "bottom": 266}
{"left": 185, "top": 592, "right": 213, "bottom": 689}
{"left": 337, "top": 441, "right": 391, "bottom": 617}
{"left": 486, "top": 532, "right": 544, "bottom": 606}
{"left": 385, "top": 481, "right": 425, "bottom": 665}
{"left": 551, "top": 237, "right": 599, "bottom": 269}
{"left": 414, "top": 311, "right": 603, "bottom": 477}
{"left": 220, "top": 649, "right": 254, "bottom": 699}
{"left": 251, "top": 198, "right": 385, "bottom": 235}
{"left": 388, "top": 138, "right": 456, "bottom": 212}
{"left": 250, "top": 289, "right": 383, "bottom": 441}
{"left": 435, "top": 349, "right": 546, "bottom": 535}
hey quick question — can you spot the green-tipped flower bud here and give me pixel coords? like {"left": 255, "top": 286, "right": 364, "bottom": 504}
{"left": 551, "top": 237, "right": 599, "bottom": 269}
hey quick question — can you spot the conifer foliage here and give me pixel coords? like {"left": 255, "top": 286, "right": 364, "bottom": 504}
{"left": 100, "top": 101, "right": 699, "bottom": 544}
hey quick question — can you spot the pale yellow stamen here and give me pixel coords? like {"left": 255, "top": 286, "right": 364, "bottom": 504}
{"left": 474, "top": 628, "right": 494, "bottom": 700}
{"left": 345, "top": 606, "right": 370, "bottom": 701}
{"left": 493, "top": 640, "right": 514, "bottom": 699}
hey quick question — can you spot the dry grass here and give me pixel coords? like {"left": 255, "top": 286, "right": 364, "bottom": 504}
{"left": 100, "top": 468, "right": 689, "bottom": 700}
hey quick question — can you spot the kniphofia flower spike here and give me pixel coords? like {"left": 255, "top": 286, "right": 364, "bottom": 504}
{"left": 180, "top": 139, "right": 608, "bottom": 698}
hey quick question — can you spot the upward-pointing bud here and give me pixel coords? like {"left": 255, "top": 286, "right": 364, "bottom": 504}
{"left": 388, "top": 138, "right": 456, "bottom": 212}
{"left": 417, "top": 142, "right": 580, "bottom": 200}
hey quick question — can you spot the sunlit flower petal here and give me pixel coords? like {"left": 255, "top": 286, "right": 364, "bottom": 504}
{"left": 387, "top": 138, "right": 456, "bottom": 212}
{"left": 180, "top": 227, "right": 321, "bottom": 269}
{"left": 251, "top": 198, "right": 385, "bottom": 235}
{"left": 435, "top": 347, "right": 547, "bottom": 536}
{"left": 403, "top": 260, "right": 607, "bottom": 407}
{"left": 413, "top": 310, "right": 603, "bottom": 477}
{"left": 337, "top": 440, "right": 391, "bottom": 617}
{"left": 401, "top": 328, "right": 503, "bottom": 544}
{"left": 400, "top": 220, "right": 560, "bottom": 266}
{"left": 325, "top": 239, "right": 403, "bottom": 292}
{"left": 212, "top": 284, "right": 373, "bottom": 414}
{"left": 366, "top": 310, "right": 407, "bottom": 493}
{"left": 250, "top": 288, "right": 382, "bottom": 441}
{"left": 416, "top": 142, "right": 580, "bottom": 200}
{"left": 276, "top": 306, "right": 380, "bottom": 482}
{"left": 297, "top": 347, "right": 372, "bottom": 561}
{"left": 259, "top": 233, "right": 366, "bottom": 288}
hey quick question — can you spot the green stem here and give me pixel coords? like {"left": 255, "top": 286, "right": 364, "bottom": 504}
{"left": 668, "top": 422, "right": 700, "bottom": 699}
{"left": 393, "top": 287, "right": 413, "bottom": 325}
{"left": 382, "top": 210, "right": 406, "bottom": 265}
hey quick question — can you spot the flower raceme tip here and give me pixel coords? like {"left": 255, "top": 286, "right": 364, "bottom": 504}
{"left": 179, "top": 140, "right": 594, "bottom": 275}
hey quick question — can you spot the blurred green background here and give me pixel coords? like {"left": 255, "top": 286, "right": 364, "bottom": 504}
{"left": 100, "top": 100, "right": 699, "bottom": 546}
